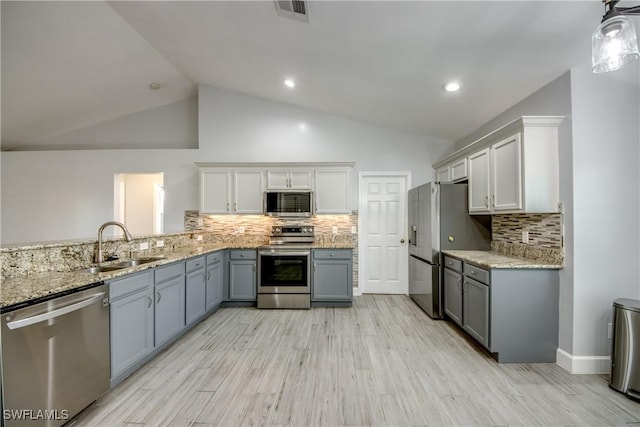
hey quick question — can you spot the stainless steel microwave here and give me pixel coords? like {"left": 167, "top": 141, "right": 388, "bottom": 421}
{"left": 264, "top": 191, "right": 313, "bottom": 217}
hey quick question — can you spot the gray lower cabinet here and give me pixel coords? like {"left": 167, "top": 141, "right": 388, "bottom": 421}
{"left": 229, "top": 250, "right": 257, "bottom": 301}
{"left": 185, "top": 256, "right": 206, "bottom": 326}
{"left": 443, "top": 254, "right": 559, "bottom": 363}
{"left": 443, "top": 267, "right": 463, "bottom": 325}
{"left": 154, "top": 262, "right": 186, "bottom": 347}
{"left": 206, "top": 251, "right": 225, "bottom": 311}
{"left": 109, "top": 271, "right": 154, "bottom": 380}
{"left": 462, "top": 276, "right": 489, "bottom": 348}
{"left": 312, "top": 249, "right": 353, "bottom": 304}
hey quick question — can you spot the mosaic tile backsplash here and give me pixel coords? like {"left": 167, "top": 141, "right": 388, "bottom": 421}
{"left": 491, "top": 213, "right": 564, "bottom": 264}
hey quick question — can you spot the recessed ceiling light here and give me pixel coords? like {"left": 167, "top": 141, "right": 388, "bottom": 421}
{"left": 443, "top": 81, "right": 461, "bottom": 93}
{"left": 284, "top": 79, "right": 296, "bottom": 88}
{"left": 149, "top": 82, "right": 161, "bottom": 90}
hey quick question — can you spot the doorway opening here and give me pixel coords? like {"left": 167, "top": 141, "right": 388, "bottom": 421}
{"left": 114, "top": 173, "right": 164, "bottom": 237}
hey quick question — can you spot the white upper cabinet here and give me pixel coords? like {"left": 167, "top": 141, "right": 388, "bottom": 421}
{"left": 491, "top": 134, "right": 522, "bottom": 212}
{"left": 199, "top": 168, "right": 263, "bottom": 214}
{"left": 314, "top": 168, "right": 350, "bottom": 214}
{"left": 433, "top": 116, "right": 563, "bottom": 215}
{"left": 450, "top": 158, "right": 468, "bottom": 182}
{"left": 200, "top": 169, "right": 232, "bottom": 214}
{"left": 233, "top": 170, "right": 264, "bottom": 214}
{"left": 437, "top": 158, "right": 467, "bottom": 184}
{"left": 436, "top": 165, "right": 451, "bottom": 183}
{"left": 266, "top": 169, "right": 313, "bottom": 190}
{"left": 197, "top": 162, "right": 353, "bottom": 215}
{"left": 468, "top": 149, "right": 491, "bottom": 213}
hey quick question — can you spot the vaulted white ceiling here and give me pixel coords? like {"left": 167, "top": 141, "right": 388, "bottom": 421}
{"left": 1, "top": 1, "right": 635, "bottom": 151}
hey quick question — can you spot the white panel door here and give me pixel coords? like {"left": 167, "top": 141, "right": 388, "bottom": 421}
{"left": 360, "top": 174, "right": 408, "bottom": 294}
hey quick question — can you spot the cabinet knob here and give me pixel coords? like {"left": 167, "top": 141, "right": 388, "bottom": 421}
{"left": 241, "top": 254, "right": 245, "bottom": 257}
{"left": 330, "top": 253, "right": 334, "bottom": 257}
{"left": 400, "top": 239, "right": 405, "bottom": 243}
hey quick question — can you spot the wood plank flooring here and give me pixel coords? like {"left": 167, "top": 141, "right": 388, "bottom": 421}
{"left": 72, "top": 295, "right": 640, "bottom": 427}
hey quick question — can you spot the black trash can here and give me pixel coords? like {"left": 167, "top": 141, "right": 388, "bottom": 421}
{"left": 610, "top": 298, "right": 640, "bottom": 400}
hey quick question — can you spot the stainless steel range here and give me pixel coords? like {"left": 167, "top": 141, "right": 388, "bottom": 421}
{"left": 257, "top": 226, "right": 314, "bottom": 309}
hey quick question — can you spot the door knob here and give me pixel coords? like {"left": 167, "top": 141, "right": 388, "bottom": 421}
{"left": 400, "top": 239, "right": 405, "bottom": 243}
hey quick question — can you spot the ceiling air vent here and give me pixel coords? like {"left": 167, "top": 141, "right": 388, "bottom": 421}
{"left": 275, "top": 0, "right": 309, "bottom": 23}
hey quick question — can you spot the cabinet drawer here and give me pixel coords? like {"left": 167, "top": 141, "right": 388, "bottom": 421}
{"left": 443, "top": 255, "right": 462, "bottom": 273}
{"left": 463, "top": 263, "right": 490, "bottom": 284}
{"left": 155, "top": 262, "right": 185, "bottom": 284}
{"left": 313, "top": 249, "right": 352, "bottom": 260}
{"left": 109, "top": 271, "right": 153, "bottom": 300}
{"left": 206, "top": 251, "right": 223, "bottom": 265}
{"left": 229, "top": 250, "right": 256, "bottom": 260}
{"left": 186, "top": 256, "right": 206, "bottom": 273}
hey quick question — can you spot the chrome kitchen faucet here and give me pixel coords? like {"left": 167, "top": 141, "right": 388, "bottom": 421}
{"left": 96, "top": 221, "right": 133, "bottom": 264}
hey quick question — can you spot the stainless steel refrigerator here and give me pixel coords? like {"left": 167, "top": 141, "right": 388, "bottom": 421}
{"left": 408, "top": 182, "right": 490, "bottom": 318}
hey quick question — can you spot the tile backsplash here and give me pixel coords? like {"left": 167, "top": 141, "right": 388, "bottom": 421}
{"left": 491, "top": 213, "right": 564, "bottom": 264}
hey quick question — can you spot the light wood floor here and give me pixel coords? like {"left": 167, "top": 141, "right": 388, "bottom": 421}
{"left": 73, "top": 295, "right": 640, "bottom": 427}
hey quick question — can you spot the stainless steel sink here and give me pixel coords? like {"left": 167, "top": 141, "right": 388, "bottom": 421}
{"left": 78, "top": 256, "right": 166, "bottom": 274}
{"left": 78, "top": 265, "right": 127, "bottom": 274}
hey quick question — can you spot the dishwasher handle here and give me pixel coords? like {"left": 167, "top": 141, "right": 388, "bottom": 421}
{"left": 6, "top": 292, "right": 106, "bottom": 330}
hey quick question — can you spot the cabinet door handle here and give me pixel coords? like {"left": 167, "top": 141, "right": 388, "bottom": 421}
{"left": 234, "top": 202, "right": 237, "bottom": 211}
{"left": 492, "top": 194, "right": 495, "bottom": 207}
{"left": 485, "top": 195, "right": 489, "bottom": 208}
{"left": 314, "top": 262, "right": 316, "bottom": 272}
{"left": 226, "top": 202, "right": 230, "bottom": 212}
{"left": 147, "top": 295, "right": 152, "bottom": 309}
{"left": 156, "top": 291, "right": 161, "bottom": 304}
{"left": 207, "top": 271, "right": 211, "bottom": 281}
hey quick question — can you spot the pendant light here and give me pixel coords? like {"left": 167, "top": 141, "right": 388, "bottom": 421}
{"left": 592, "top": 0, "right": 640, "bottom": 73}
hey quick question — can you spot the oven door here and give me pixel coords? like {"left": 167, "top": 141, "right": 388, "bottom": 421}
{"left": 258, "top": 250, "right": 310, "bottom": 294}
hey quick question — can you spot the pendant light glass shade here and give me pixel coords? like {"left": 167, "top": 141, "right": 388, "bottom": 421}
{"left": 592, "top": 15, "right": 640, "bottom": 73}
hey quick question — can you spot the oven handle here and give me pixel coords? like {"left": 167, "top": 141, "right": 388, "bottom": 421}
{"left": 259, "top": 250, "right": 311, "bottom": 257}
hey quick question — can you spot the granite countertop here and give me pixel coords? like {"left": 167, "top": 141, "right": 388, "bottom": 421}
{"left": 442, "top": 250, "right": 563, "bottom": 270}
{"left": 1, "top": 240, "right": 354, "bottom": 311}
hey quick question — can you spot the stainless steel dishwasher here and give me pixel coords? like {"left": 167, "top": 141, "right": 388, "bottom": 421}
{"left": 1, "top": 284, "right": 110, "bottom": 427}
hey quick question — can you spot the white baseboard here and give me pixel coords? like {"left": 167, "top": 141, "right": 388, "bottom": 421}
{"left": 353, "top": 286, "right": 362, "bottom": 297}
{"left": 556, "top": 348, "right": 611, "bottom": 374}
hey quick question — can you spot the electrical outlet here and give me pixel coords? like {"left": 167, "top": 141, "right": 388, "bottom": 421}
{"left": 608, "top": 322, "right": 613, "bottom": 339}
{"left": 237, "top": 226, "right": 245, "bottom": 234}
{"left": 332, "top": 226, "right": 338, "bottom": 234}
{"left": 521, "top": 231, "right": 529, "bottom": 244}
{"left": 139, "top": 242, "right": 149, "bottom": 250}
{"left": 197, "top": 218, "right": 203, "bottom": 226}
{"left": 351, "top": 226, "right": 357, "bottom": 234}
{"left": 156, "top": 240, "right": 164, "bottom": 248}
{"left": 196, "top": 235, "right": 203, "bottom": 241}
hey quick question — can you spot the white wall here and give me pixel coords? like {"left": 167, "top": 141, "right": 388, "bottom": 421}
{"left": 1, "top": 85, "right": 452, "bottom": 245}
{"left": 28, "top": 97, "right": 198, "bottom": 150}
{"left": 570, "top": 67, "right": 640, "bottom": 359}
